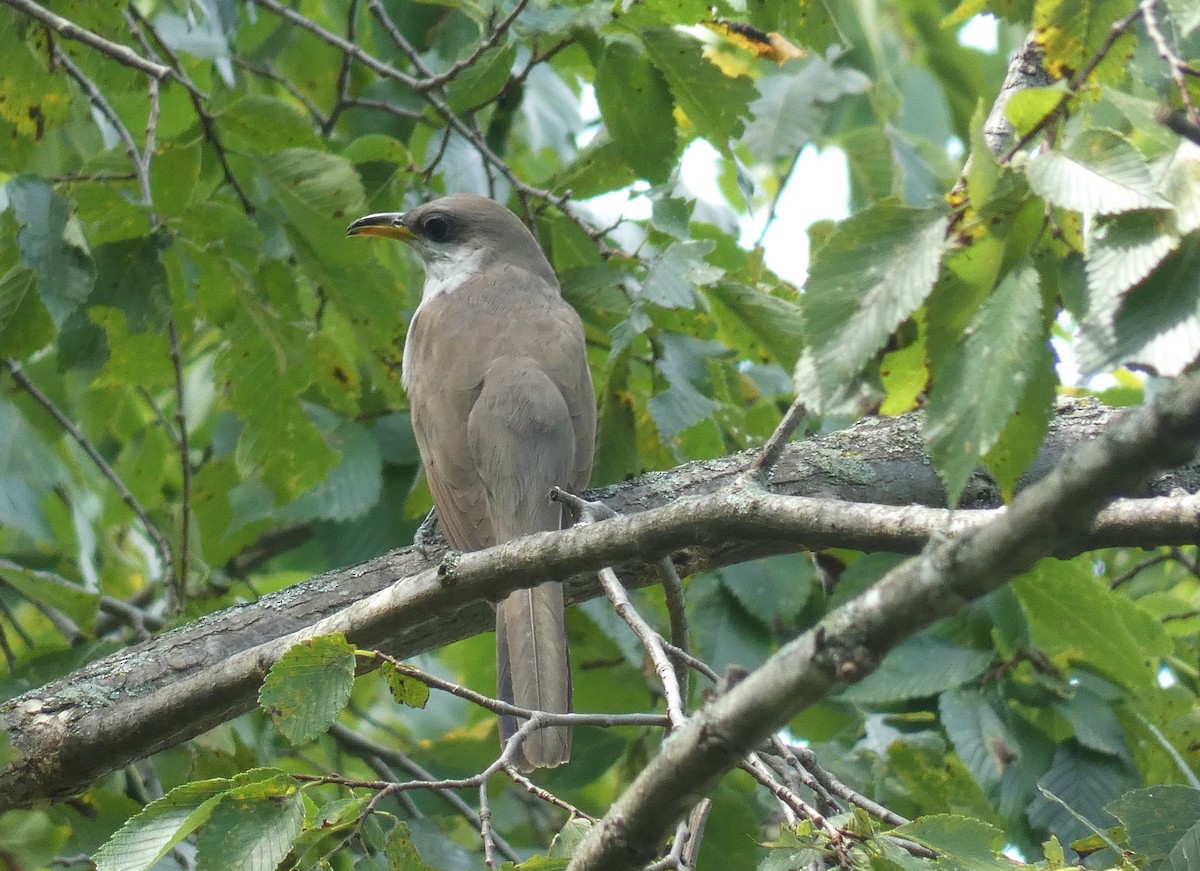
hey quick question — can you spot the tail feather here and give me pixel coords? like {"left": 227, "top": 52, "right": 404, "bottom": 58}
{"left": 496, "top": 583, "right": 571, "bottom": 770}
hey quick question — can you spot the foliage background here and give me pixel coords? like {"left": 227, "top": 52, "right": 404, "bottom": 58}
{"left": 2, "top": 0, "right": 1200, "bottom": 868}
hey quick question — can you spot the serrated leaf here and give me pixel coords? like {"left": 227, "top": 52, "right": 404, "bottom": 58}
{"left": 0, "top": 396, "right": 65, "bottom": 541}
{"left": 1107, "top": 785, "right": 1200, "bottom": 858}
{"left": 1027, "top": 744, "right": 1138, "bottom": 850}
{"left": 842, "top": 635, "right": 994, "bottom": 704}
{"left": 1077, "top": 232, "right": 1200, "bottom": 376}
{"left": 220, "top": 95, "right": 321, "bottom": 151}
{"left": 640, "top": 241, "right": 723, "bottom": 309}
{"left": 926, "top": 260, "right": 1045, "bottom": 506}
{"left": 1085, "top": 210, "right": 1179, "bottom": 308}
{"left": 194, "top": 776, "right": 304, "bottom": 871}
{"left": 704, "top": 281, "right": 806, "bottom": 370}
{"left": 93, "top": 779, "right": 233, "bottom": 871}
{"left": 381, "top": 661, "right": 430, "bottom": 709}
{"left": 7, "top": 174, "right": 95, "bottom": 325}
{"left": 981, "top": 337, "right": 1056, "bottom": 501}
{"left": 803, "top": 203, "right": 948, "bottom": 402}
{"left": 593, "top": 40, "right": 676, "bottom": 184}
{"left": 1013, "top": 559, "right": 1173, "bottom": 691}
{"left": 891, "top": 814, "right": 1006, "bottom": 861}
{"left": 261, "top": 148, "right": 365, "bottom": 221}
{"left": 641, "top": 27, "right": 756, "bottom": 149}
{"left": 260, "top": 634, "right": 357, "bottom": 744}
{"left": 746, "top": 57, "right": 870, "bottom": 161}
{"left": 717, "top": 555, "right": 813, "bottom": 626}
{"left": 91, "top": 236, "right": 171, "bottom": 332}
{"left": 1026, "top": 129, "right": 1170, "bottom": 215}
{"left": 446, "top": 45, "right": 515, "bottom": 111}
{"left": 385, "top": 822, "right": 440, "bottom": 871}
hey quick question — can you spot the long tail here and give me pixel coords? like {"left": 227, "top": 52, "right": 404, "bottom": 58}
{"left": 496, "top": 581, "right": 571, "bottom": 770}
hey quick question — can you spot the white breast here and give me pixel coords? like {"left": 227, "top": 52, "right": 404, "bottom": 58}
{"left": 402, "top": 246, "right": 488, "bottom": 390}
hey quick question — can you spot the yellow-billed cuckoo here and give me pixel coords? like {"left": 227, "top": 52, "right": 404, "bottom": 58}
{"left": 347, "top": 194, "right": 595, "bottom": 770}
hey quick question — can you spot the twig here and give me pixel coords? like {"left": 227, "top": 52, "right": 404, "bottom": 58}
{"left": 747, "top": 397, "right": 808, "bottom": 483}
{"left": 1, "top": 0, "right": 171, "bottom": 79}
{"left": 1134, "top": 711, "right": 1200, "bottom": 790}
{"left": 999, "top": 9, "right": 1143, "bottom": 162}
{"left": 597, "top": 567, "right": 688, "bottom": 726}
{"left": 1157, "top": 106, "right": 1200, "bottom": 147}
{"left": 787, "top": 745, "right": 908, "bottom": 826}
{"left": 368, "top": 652, "right": 669, "bottom": 728}
{"left": 125, "top": 6, "right": 254, "bottom": 213}
{"left": 232, "top": 57, "right": 329, "bottom": 126}
{"left": 755, "top": 147, "right": 804, "bottom": 249}
{"left": 4, "top": 360, "right": 175, "bottom": 592}
{"left": 658, "top": 559, "right": 690, "bottom": 701}
{"left": 322, "top": 0, "right": 360, "bottom": 135}
{"left": 504, "top": 766, "right": 596, "bottom": 821}
{"left": 342, "top": 97, "right": 424, "bottom": 121}
{"left": 417, "top": 0, "right": 531, "bottom": 90}
{"left": 168, "top": 320, "right": 190, "bottom": 605}
{"left": 1141, "top": 0, "right": 1200, "bottom": 125}
{"left": 54, "top": 49, "right": 152, "bottom": 205}
{"left": 329, "top": 722, "right": 521, "bottom": 863}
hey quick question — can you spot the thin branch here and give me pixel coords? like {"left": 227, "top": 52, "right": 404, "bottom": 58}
{"left": 1, "top": 0, "right": 170, "bottom": 79}
{"left": 1000, "top": 10, "right": 1143, "bottom": 162}
{"left": 125, "top": 5, "right": 254, "bottom": 213}
{"left": 322, "top": 0, "right": 360, "bottom": 135}
{"left": 232, "top": 57, "right": 329, "bottom": 126}
{"left": 746, "top": 397, "right": 808, "bottom": 483}
{"left": 417, "top": 0, "right": 532, "bottom": 90}
{"left": 167, "top": 320, "right": 190, "bottom": 605}
{"left": 658, "top": 559, "right": 691, "bottom": 701}
{"left": 1141, "top": 0, "right": 1200, "bottom": 125}
{"left": 4, "top": 360, "right": 175, "bottom": 592}
{"left": 54, "top": 49, "right": 152, "bottom": 206}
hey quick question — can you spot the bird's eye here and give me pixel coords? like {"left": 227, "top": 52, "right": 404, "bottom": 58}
{"left": 423, "top": 215, "right": 450, "bottom": 242}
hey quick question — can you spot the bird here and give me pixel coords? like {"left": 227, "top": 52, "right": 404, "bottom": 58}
{"left": 347, "top": 193, "right": 595, "bottom": 770}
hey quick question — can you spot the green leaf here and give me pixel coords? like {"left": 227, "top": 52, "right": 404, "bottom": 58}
{"left": 746, "top": 57, "right": 870, "bottom": 161}
{"left": 1003, "top": 85, "right": 1067, "bottom": 136}
{"left": 688, "top": 573, "right": 771, "bottom": 675}
{"left": 90, "top": 236, "right": 171, "bottom": 332}
{"left": 640, "top": 241, "right": 723, "bottom": 309}
{"left": 0, "top": 266, "right": 54, "bottom": 356}
{"left": 939, "top": 687, "right": 1055, "bottom": 822}
{"left": 891, "top": 814, "right": 1006, "bottom": 863}
{"left": 385, "top": 821, "right": 441, "bottom": 871}
{"left": 925, "top": 260, "right": 1045, "bottom": 505}
{"left": 220, "top": 95, "right": 322, "bottom": 151}
{"left": 803, "top": 203, "right": 948, "bottom": 403}
{"left": 842, "top": 635, "right": 994, "bottom": 704}
{"left": 1167, "top": 820, "right": 1200, "bottom": 870}
{"left": 93, "top": 779, "right": 234, "bottom": 871}
{"left": 148, "top": 139, "right": 202, "bottom": 217}
{"left": 641, "top": 28, "right": 757, "bottom": 148}
{"left": 1107, "top": 785, "right": 1200, "bottom": 859}
{"left": 704, "top": 281, "right": 806, "bottom": 370}
{"left": 1025, "top": 129, "right": 1170, "bottom": 215}
{"left": 282, "top": 406, "right": 382, "bottom": 523}
{"left": 980, "top": 341, "right": 1056, "bottom": 502}
{"left": 446, "top": 45, "right": 515, "bottom": 111}
{"left": 381, "top": 661, "right": 431, "bottom": 709}
{"left": 717, "top": 555, "right": 812, "bottom": 626}
{"left": 0, "top": 396, "right": 65, "bottom": 541}
{"left": 7, "top": 174, "right": 95, "bottom": 325}
{"left": 0, "top": 561, "right": 100, "bottom": 627}
{"left": 647, "top": 332, "right": 728, "bottom": 438}
{"left": 593, "top": 40, "right": 676, "bottom": 184}
{"left": 1036, "top": 0, "right": 1136, "bottom": 82}
{"left": 259, "top": 634, "right": 357, "bottom": 744}
{"left": 1012, "top": 559, "right": 1173, "bottom": 691}
{"left": 194, "top": 776, "right": 304, "bottom": 871}
{"left": 1027, "top": 743, "right": 1138, "bottom": 850}
{"left": 261, "top": 148, "right": 366, "bottom": 221}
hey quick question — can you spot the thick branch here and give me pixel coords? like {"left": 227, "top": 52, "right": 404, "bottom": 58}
{"left": 1, "top": 400, "right": 1197, "bottom": 810}
{"left": 567, "top": 376, "right": 1200, "bottom": 868}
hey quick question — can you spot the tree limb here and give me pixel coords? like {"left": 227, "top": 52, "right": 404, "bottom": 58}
{"left": 1, "top": 400, "right": 1197, "bottom": 810}
{"left": 567, "top": 375, "right": 1200, "bottom": 869}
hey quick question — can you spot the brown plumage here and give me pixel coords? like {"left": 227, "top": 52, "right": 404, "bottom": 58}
{"left": 348, "top": 194, "right": 595, "bottom": 769}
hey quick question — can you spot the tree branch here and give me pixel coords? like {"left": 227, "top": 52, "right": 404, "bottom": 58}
{"left": 2, "top": 400, "right": 1198, "bottom": 810}
{"left": 1, "top": 0, "right": 171, "bottom": 79}
{"left": 567, "top": 374, "right": 1200, "bottom": 869}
